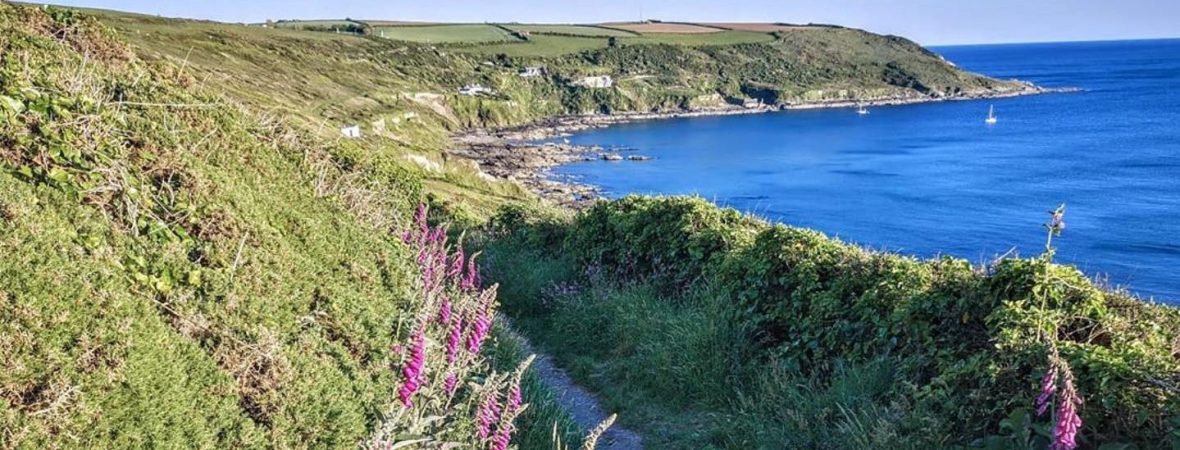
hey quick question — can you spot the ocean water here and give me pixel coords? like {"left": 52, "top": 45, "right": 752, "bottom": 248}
{"left": 551, "top": 39, "right": 1180, "bottom": 303}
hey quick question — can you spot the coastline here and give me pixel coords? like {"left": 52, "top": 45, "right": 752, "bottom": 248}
{"left": 448, "top": 84, "right": 1071, "bottom": 206}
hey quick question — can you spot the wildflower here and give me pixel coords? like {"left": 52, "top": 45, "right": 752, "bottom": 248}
{"left": 443, "top": 371, "right": 458, "bottom": 397}
{"left": 404, "top": 203, "right": 429, "bottom": 246}
{"left": 421, "top": 262, "right": 436, "bottom": 293}
{"left": 491, "top": 356, "right": 534, "bottom": 450}
{"left": 466, "top": 286, "right": 498, "bottom": 354}
{"left": 506, "top": 382, "right": 522, "bottom": 413}
{"left": 446, "top": 315, "right": 463, "bottom": 364}
{"left": 1050, "top": 370, "right": 1083, "bottom": 450}
{"left": 1047, "top": 204, "right": 1067, "bottom": 234}
{"left": 1035, "top": 364, "right": 1058, "bottom": 416}
{"left": 397, "top": 327, "right": 427, "bottom": 408}
{"left": 581, "top": 414, "right": 618, "bottom": 450}
{"left": 449, "top": 247, "right": 465, "bottom": 280}
{"left": 491, "top": 422, "right": 514, "bottom": 450}
{"left": 438, "top": 295, "right": 452, "bottom": 324}
{"left": 476, "top": 389, "right": 502, "bottom": 439}
{"left": 467, "top": 309, "right": 491, "bottom": 354}
{"left": 461, "top": 252, "right": 481, "bottom": 291}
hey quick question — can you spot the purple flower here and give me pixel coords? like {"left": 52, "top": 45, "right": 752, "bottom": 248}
{"left": 448, "top": 248, "right": 465, "bottom": 280}
{"left": 467, "top": 310, "right": 491, "bottom": 354}
{"left": 443, "top": 372, "right": 458, "bottom": 397}
{"left": 491, "top": 422, "right": 514, "bottom": 450}
{"left": 397, "top": 327, "right": 427, "bottom": 408}
{"left": 438, "top": 296, "right": 452, "bottom": 324}
{"left": 414, "top": 203, "right": 428, "bottom": 235}
{"left": 461, "top": 253, "right": 481, "bottom": 291}
{"left": 1049, "top": 373, "right": 1083, "bottom": 450}
{"left": 446, "top": 315, "right": 463, "bottom": 364}
{"left": 506, "top": 381, "right": 522, "bottom": 413}
{"left": 476, "top": 390, "right": 502, "bottom": 439}
{"left": 1035, "top": 365, "right": 1058, "bottom": 416}
{"left": 492, "top": 378, "right": 524, "bottom": 450}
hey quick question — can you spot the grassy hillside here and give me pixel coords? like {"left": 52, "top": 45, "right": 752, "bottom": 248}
{"left": 0, "top": 4, "right": 575, "bottom": 448}
{"left": 87, "top": 8, "right": 1029, "bottom": 126}
{"left": 481, "top": 198, "right": 1180, "bottom": 449}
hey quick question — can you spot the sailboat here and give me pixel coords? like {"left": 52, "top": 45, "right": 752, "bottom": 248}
{"left": 856, "top": 104, "right": 870, "bottom": 115}
{"left": 985, "top": 105, "right": 998, "bottom": 124}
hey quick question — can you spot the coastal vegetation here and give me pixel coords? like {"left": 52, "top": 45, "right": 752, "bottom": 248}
{"left": 480, "top": 198, "right": 1180, "bottom": 448}
{"left": 0, "top": 3, "right": 1176, "bottom": 450}
{"left": 0, "top": 5, "right": 573, "bottom": 448}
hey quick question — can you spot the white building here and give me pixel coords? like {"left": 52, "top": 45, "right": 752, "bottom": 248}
{"left": 572, "top": 75, "right": 613, "bottom": 89}
{"left": 519, "top": 66, "right": 543, "bottom": 78}
{"left": 458, "top": 84, "right": 493, "bottom": 96}
{"left": 340, "top": 125, "right": 362, "bottom": 139}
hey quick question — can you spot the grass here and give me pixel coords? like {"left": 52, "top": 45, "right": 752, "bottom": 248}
{"left": 702, "top": 22, "right": 812, "bottom": 32}
{"left": 624, "top": 30, "right": 777, "bottom": 46}
{"left": 457, "top": 35, "right": 615, "bottom": 57}
{"left": 372, "top": 24, "right": 520, "bottom": 43}
{"left": 0, "top": 4, "right": 573, "bottom": 448}
{"left": 458, "top": 31, "right": 777, "bottom": 56}
{"left": 272, "top": 19, "right": 357, "bottom": 28}
{"left": 502, "top": 24, "right": 638, "bottom": 37}
{"left": 600, "top": 22, "right": 727, "bottom": 34}
{"left": 480, "top": 231, "right": 951, "bottom": 449}
{"left": 90, "top": 8, "right": 545, "bottom": 217}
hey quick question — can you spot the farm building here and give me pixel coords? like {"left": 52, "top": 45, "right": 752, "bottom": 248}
{"left": 519, "top": 66, "right": 543, "bottom": 78}
{"left": 572, "top": 75, "right": 613, "bottom": 89}
{"left": 458, "top": 84, "right": 493, "bottom": 96}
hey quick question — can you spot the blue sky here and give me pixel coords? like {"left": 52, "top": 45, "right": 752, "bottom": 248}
{"left": 46, "top": 0, "right": 1180, "bottom": 45}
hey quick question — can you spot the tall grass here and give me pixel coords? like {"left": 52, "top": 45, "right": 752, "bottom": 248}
{"left": 480, "top": 228, "right": 949, "bottom": 449}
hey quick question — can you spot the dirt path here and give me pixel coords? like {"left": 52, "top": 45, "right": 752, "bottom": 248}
{"left": 501, "top": 320, "right": 643, "bottom": 450}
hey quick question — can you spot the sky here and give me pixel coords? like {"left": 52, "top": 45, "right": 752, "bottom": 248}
{"left": 44, "top": 0, "right": 1180, "bottom": 45}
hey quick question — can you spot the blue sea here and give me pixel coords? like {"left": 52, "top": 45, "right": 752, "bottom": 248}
{"left": 551, "top": 39, "right": 1180, "bottom": 303}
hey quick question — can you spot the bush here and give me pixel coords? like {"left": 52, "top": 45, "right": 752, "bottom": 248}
{"left": 495, "top": 196, "right": 1180, "bottom": 447}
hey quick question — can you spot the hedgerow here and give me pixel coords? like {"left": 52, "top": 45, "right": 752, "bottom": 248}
{"left": 500, "top": 196, "right": 1180, "bottom": 447}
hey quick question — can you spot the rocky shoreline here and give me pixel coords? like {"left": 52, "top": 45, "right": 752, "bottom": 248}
{"left": 448, "top": 85, "right": 1070, "bottom": 206}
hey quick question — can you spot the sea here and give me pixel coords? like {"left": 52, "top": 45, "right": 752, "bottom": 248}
{"left": 550, "top": 39, "right": 1180, "bottom": 303}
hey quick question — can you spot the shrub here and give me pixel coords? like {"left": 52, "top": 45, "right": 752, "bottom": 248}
{"left": 498, "top": 196, "right": 1180, "bottom": 447}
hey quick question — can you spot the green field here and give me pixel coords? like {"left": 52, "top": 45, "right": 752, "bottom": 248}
{"left": 458, "top": 34, "right": 614, "bottom": 57}
{"left": 371, "top": 24, "right": 519, "bottom": 43}
{"left": 457, "top": 30, "right": 778, "bottom": 56}
{"left": 503, "top": 24, "right": 637, "bottom": 37}
{"left": 272, "top": 19, "right": 354, "bottom": 28}
{"left": 625, "top": 30, "right": 777, "bottom": 46}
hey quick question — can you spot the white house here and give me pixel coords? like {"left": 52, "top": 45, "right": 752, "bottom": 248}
{"left": 519, "top": 66, "right": 543, "bottom": 78}
{"left": 340, "top": 125, "right": 362, "bottom": 139}
{"left": 458, "top": 84, "right": 493, "bottom": 96}
{"left": 572, "top": 75, "right": 613, "bottom": 89}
